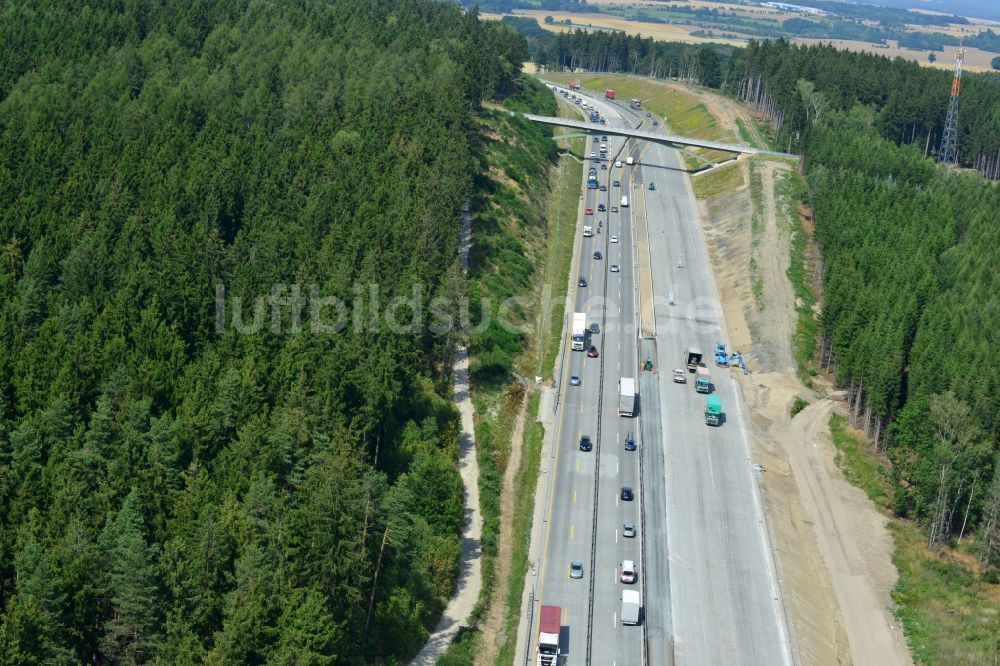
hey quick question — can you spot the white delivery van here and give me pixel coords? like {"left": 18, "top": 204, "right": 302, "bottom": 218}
{"left": 621, "top": 590, "right": 641, "bottom": 626}
{"left": 621, "top": 196, "right": 629, "bottom": 208}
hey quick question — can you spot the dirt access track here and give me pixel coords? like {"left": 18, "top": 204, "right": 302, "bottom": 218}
{"left": 683, "top": 85, "right": 914, "bottom": 665}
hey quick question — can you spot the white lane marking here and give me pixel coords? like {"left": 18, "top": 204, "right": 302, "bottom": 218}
{"left": 613, "top": 612, "right": 618, "bottom": 629}
{"left": 615, "top": 529, "right": 619, "bottom": 544}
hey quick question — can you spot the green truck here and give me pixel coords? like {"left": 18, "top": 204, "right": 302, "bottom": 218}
{"left": 705, "top": 395, "right": 722, "bottom": 426}
{"left": 695, "top": 367, "right": 711, "bottom": 394}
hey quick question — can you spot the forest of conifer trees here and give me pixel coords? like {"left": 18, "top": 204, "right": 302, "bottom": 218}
{"left": 0, "top": 1, "right": 528, "bottom": 662}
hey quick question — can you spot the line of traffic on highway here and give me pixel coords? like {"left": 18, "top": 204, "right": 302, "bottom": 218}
{"left": 533, "top": 86, "right": 644, "bottom": 666}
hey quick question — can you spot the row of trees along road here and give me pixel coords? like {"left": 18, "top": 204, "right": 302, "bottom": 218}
{"left": 0, "top": 0, "right": 527, "bottom": 663}
{"left": 517, "top": 26, "right": 1000, "bottom": 565}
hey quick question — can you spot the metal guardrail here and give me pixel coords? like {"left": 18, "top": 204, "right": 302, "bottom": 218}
{"left": 523, "top": 590, "right": 534, "bottom": 666}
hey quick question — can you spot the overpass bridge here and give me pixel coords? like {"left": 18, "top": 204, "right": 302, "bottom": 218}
{"left": 522, "top": 113, "right": 796, "bottom": 159}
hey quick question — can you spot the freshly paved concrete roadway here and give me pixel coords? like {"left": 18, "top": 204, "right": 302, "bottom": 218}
{"left": 531, "top": 92, "right": 644, "bottom": 665}
{"left": 535, "top": 85, "right": 791, "bottom": 666}
{"left": 634, "top": 109, "right": 793, "bottom": 664}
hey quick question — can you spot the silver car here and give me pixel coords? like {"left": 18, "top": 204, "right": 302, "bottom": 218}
{"left": 623, "top": 523, "right": 636, "bottom": 538}
{"left": 570, "top": 561, "right": 584, "bottom": 579}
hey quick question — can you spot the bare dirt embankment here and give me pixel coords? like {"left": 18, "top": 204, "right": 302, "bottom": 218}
{"left": 693, "top": 100, "right": 913, "bottom": 663}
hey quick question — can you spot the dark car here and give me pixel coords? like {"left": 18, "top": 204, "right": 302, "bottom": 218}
{"left": 613, "top": 180, "right": 620, "bottom": 187}
{"left": 601, "top": 163, "right": 608, "bottom": 170}
{"left": 602, "top": 135, "right": 608, "bottom": 141}
{"left": 600, "top": 185, "right": 607, "bottom": 192}
{"left": 579, "top": 434, "right": 592, "bottom": 451}
{"left": 620, "top": 486, "right": 634, "bottom": 501}
{"left": 587, "top": 345, "right": 599, "bottom": 358}
{"left": 624, "top": 432, "right": 636, "bottom": 451}
{"left": 653, "top": 120, "right": 659, "bottom": 126}
{"left": 598, "top": 203, "right": 606, "bottom": 211}
{"left": 611, "top": 206, "right": 619, "bottom": 213}
{"left": 578, "top": 276, "right": 588, "bottom": 287}
{"left": 590, "top": 323, "right": 600, "bottom": 334}
{"left": 594, "top": 251, "right": 602, "bottom": 260}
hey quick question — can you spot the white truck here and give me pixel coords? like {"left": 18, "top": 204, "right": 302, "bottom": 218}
{"left": 626, "top": 156, "right": 634, "bottom": 166}
{"left": 621, "top": 589, "right": 641, "bottom": 626}
{"left": 618, "top": 377, "right": 636, "bottom": 416}
{"left": 572, "top": 312, "right": 587, "bottom": 351}
{"left": 620, "top": 195, "right": 629, "bottom": 208}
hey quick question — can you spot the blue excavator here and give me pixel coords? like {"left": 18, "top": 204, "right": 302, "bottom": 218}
{"left": 714, "top": 343, "right": 749, "bottom": 375}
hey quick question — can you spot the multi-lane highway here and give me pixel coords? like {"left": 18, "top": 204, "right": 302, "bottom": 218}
{"left": 532, "top": 93, "right": 644, "bottom": 665}
{"left": 528, "top": 84, "right": 792, "bottom": 666}
{"left": 636, "top": 120, "right": 792, "bottom": 665}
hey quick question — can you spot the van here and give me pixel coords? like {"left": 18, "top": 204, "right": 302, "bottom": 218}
{"left": 626, "top": 156, "right": 634, "bottom": 166}
{"left": 583, "top": 226, "right": 593, "bottom": 237}
{"left": 621, "top": 196, "right": 629, "bottom": 208}
{"left": 615, "top": 160, "right": 622, "bottom": 168}
{"left": 621, "top": 590, "right": 641, "bottom": 625}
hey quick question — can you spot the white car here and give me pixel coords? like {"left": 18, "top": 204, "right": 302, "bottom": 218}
{"left": 615, "top": 160, "right": 623, "bottom": 168}
{"left": 620, "top": 560, "right": 637, "bottom": 584}
{"left": 610, "top": 264, "right": 620, "bottom": 273}
{"left": 611, "top": 235, "right": 619, "bottom": 243}
{"left": 672, "top": 368, "right": 687, "bottom": 383}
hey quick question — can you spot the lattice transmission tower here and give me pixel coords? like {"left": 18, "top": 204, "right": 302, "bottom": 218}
{"left": 938, "top": 46, "right": 966, "bottom": 165}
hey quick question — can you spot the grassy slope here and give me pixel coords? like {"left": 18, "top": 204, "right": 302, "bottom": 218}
{"left": 440, "top": 80, "right": 583, "bottom": 665}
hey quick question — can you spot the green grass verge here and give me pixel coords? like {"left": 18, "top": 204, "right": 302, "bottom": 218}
{"left": 829, "top": 413, "right": 889, "bottom": 509}
{"left": 777, "top": 168, "right": 818, "bottom": 377}
{"left": 790, "top": 396, "right": 808, "bottom": 418}
{"left": 890, "top": 522, "right": 1000, "bottom": 665}
{"left": 537, "top": 130, "right": 582, "bottom": 378}
{"left": 690, "top": 161, "right": 744, "bottom": 199}
{"left": 748, "top": 160, "right": 764, "bottom": 307}
{"left": 495, "top": 391, "right": 544, "bottom": 665}
{"left": 829, "top": 414, "right": 1000, "bottom": 665}
{"left": 736, "top": 117, "right": 755, "bottom": 145}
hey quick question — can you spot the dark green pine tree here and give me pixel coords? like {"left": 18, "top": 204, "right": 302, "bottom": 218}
{"left": 0, "top": 539, "right": 76, "bottom": 665}
{"left": 99, "top": 489, "right": 161, "bottom": 664}
{"left": 270, "top": 586, "right": 340, "bottom": 666}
